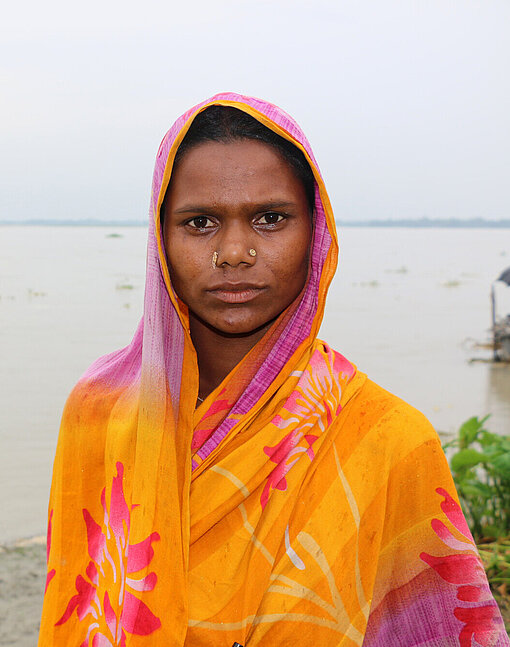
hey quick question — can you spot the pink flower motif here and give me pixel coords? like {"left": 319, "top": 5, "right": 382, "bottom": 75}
{"left": 108, "top": 466, "right": 130, "bottom": 538}
{"left": 420, "top": 553, "right": 485, "bottom": 584}
{"left": 192, "top": 393, "right": 231, "bottom": 451}
{"left": 83, "top": 509, "right": 106, "bottom": 565}
{"left": 56, "top": 575, "right": 98, "bottom": 624}
{"left": 261, "top": 431, "right": 300, "bottom": 508}
{"left": 420, "top": 488, "right": 505, "bottom": 645}
{"left": 121, "top": 592, "right": 161, "bottom": 635}
{"left": 455, "top": 605, "right": 504, "bottom": 647}
{"left": 55, "top": 462, "right": 161, "bottom": 644}
{"left": 436, "top": 487, "right": 473, "bottom": 540}
{"left": 457, "top": 585, "right": 483, "bottom": 602}
{"left": 45, "top": 509, "right": 56, "bottom": 592}
{"left": 430, "top": 518, "right": 474, "bottom": 552}
{"left": 261, "top": 346, "right": 353, "bottom": 509}
{"left": 126, "top": 532, "right": 160, "bottom": 574}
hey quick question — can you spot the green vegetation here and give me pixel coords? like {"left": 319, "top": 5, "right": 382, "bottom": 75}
{"left": 479, "top": 539, "right": 510, "bottom": 631}
{"left": 444, "top": 416, "right": 510, "bottom": 540}
{"left": 444, "top": 416, "right": 510, "bottom": 628}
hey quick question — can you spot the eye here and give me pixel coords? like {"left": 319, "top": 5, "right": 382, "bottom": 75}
{"left": 186, "top": 216, "right": 215, "bottom": 230}
{"left": 256, "top": 212, "right": 285, "bottom": 226}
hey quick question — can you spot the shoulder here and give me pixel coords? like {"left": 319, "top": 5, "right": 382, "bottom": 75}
{"left": 355, "top": 377, "right": 435, "bottom": 435}
{"left": 323, "top": 351, "right": 439, "bottom": 456}
{"left": 329, "top": 374, "right": 452, "bottom": 507}
{"left": 60, "top": 334, "right": 142, "bottom": 428}
{"left": 62, "top": 376, "right": 118, "bottom": 423}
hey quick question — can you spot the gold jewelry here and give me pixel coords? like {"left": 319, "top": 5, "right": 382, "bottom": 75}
{"left": 249, "top": 248, "right": 257, "bottom": 257}
{"left": 212, "top": 251, "right": 218, "bottom": 268}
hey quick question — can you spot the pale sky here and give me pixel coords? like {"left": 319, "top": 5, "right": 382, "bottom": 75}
{"left": 2, "top": 0, "right": 509, "bottom": 222}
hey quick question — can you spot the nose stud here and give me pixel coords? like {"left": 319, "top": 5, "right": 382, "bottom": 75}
{"left": 212, "top": 248, "right": 257, "bottom": 268}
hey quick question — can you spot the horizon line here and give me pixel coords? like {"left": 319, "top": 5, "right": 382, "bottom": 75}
{"left": 1, "top": 217, "right": 510, "bottom": 229}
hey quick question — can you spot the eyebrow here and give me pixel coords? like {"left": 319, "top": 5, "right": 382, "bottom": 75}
{"left": 173, "top": 200, "right": 297, "bottom": 215}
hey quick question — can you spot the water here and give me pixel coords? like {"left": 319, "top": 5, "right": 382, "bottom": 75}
{"left": 322, "top": 227, "right": 510, "bottom": 435}
{"left": 0, "top": 225, "right": 509, "bottom": 542}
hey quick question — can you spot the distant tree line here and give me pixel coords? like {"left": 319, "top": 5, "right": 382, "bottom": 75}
{"left": 336, "top": 217, "right": 510, "bottom": 228}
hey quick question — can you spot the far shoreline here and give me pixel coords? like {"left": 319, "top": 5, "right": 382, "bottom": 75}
{"left": 1, "top": 217, "right": 510, "bottom": 229}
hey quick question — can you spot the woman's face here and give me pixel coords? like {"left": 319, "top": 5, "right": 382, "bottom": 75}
{"left": 163, "top": 138, "right": 312, "bottom": 337}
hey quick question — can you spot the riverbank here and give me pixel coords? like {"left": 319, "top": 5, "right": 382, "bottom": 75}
{"left": 0, "top": 537, "right": 45, "bottom": 646}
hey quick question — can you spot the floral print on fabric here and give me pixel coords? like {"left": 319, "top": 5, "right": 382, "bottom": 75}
{"left": 261, "top": 346, "right": 354, "bottom": 508}
{"left": 45, "top": 510, "right": 56, "bottom": 593}
{"left": 56, "top": 463, "right": 161, "bottom": 645}
{"left": 420, "top": 488, "right": 505, "bottom": 647}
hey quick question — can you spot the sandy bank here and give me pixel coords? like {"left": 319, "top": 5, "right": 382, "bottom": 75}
{"left": 0, "top": 537, "right": 45, "bottom": 647}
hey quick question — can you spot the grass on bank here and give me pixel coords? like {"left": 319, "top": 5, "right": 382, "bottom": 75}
{"left": 444, "top": 416, "right": 510, "bottom": 631}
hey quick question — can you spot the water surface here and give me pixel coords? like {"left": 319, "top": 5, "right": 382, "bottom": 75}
{"left": 1, "top": 225, "right": 509, "bottom": 542}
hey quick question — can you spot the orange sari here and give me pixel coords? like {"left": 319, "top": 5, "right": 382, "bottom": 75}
{"left": 39, "top": 93, "right": 509, "bottom": 646}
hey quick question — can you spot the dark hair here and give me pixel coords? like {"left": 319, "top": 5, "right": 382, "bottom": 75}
{"left": 171, "top": 106, "right": 316, "bottom": 213}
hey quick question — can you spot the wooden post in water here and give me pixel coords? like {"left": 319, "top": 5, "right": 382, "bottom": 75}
{"left": 491, "top": 283, "right": 498, "bottom": 362}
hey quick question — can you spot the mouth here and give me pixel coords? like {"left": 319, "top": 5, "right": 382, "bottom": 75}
{"left": 207, "top": 283, "right": 267, "bottom": 304}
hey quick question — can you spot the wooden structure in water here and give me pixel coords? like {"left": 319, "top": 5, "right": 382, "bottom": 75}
{"left": 491, "top": 267, "right": 510, "bottom": 361}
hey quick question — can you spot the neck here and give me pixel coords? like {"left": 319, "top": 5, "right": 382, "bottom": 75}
{"left": 190, "top": 314, "right": 271, "bottom": 399}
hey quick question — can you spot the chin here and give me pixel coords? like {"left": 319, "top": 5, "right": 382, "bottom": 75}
{"left": 204, "top": 311, "right": 276, "bottom": 338}
{"left": 215, "top": 320, "right": 267, "bottom": 337}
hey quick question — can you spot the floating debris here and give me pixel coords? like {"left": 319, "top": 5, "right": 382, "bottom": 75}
{"left": 116, "top": 282, "right": 134, "bottom": 291}
{"left": 352, "top": 280, "right": 380, "bottom": 288}
{"left": 106, "top": 233, "right": 123, "bottom": 238}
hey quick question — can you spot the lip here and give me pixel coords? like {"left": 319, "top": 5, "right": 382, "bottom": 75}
{"left": 207, "top": 282, "right": 267, "bottom": 304}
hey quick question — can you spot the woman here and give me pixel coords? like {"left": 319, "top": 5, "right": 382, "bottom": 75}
{"left": 39, "top": 93, "right": 509, "bottom": 646}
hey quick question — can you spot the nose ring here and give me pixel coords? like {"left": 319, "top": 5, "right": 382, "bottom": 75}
{"left": 249, "top": 248, "right": 257, "bottom": 257}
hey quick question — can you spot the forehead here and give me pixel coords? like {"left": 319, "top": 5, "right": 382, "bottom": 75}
{"left": 167, "top": 139, "right": 307, "bottom": 205}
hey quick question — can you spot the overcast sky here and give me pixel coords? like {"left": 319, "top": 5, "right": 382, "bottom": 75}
{"left": 2, "top": 0, "right": 509, "bottom": 222}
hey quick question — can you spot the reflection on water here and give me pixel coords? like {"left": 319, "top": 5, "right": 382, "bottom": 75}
{"left": 0, "top": 225, "right": 509, "bottom": 542}
{"left": 486, "top": 363, "right": 510, "bottom": 429}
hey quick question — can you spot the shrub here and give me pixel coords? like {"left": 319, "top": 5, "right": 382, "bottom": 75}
{"left": 444, "top": 416, "right": 510, "bottom": 541}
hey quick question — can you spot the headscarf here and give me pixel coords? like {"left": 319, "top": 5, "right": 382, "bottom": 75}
{"left": 39, "top": 93, "right": 509, "bottom": 646}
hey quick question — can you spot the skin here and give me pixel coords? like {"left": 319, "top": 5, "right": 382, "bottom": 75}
{"left": 163, "top": 139, "right": 312, "bottom": 401}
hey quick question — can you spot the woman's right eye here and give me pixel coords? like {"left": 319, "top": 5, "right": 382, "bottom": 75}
{"left": 187, "top": 216, "right": 214, "bottom": 229}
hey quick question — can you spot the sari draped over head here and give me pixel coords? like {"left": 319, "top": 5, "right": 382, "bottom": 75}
{"left": 39, "top": 93, "right": 509, "bottom": 647}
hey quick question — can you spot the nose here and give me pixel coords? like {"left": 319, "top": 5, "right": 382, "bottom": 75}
{"left": 215, "top": 222, "right": 256, "bottom": 268}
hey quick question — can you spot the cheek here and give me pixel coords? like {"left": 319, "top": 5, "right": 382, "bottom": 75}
{"left": 166, "top": 236, "right": 205, "bottom": 287}
{"left": 281, "top": 228, "right": 311, "bottom": 282}
{"left": 166, "top": 250, "right": 196, "bottom": 301}
{"left": 267, "top": 239, "right": 310, "bottom": 296}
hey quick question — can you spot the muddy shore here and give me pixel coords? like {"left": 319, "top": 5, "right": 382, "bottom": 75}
{"left": 0, "top": 538, "right": 45, "bottom": 647}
